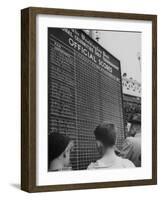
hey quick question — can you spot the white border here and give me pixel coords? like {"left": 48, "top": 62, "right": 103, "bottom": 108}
{"left": 36, "top": 15, "right": 152, "bottom": 186}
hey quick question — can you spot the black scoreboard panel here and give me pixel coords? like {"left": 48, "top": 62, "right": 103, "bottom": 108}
{"left": 48, "top": 28, "right": 125, "bottom": 170}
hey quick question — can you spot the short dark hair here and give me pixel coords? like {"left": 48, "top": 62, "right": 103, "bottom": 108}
{"left": 94, "top": 122, "right": 117, "bottom": 148}
{"left": 48, "top": 133, "right": 71, "bottom": 168}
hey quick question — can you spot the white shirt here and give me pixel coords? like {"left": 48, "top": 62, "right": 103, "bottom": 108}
{"left": 120, "top": 133, "right": 141, "bottom": 167}
{"left": 88, "top": 150, "right": 135, "bottom": 169}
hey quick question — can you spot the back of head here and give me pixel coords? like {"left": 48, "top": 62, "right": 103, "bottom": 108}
{"left": 48, "top": 133, "right": 71, "bottom": 168}
{"left": 94, "top": 122, "right": 117, "bottom": 148}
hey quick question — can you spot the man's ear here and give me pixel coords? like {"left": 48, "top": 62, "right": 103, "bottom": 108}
{"left": 96, "top": 140, "right": 103, "bottom": 148}
{"left": 96, "top": 141, "right": 105, "bottom": 156}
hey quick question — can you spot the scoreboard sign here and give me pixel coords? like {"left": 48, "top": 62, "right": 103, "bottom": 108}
{"left": 48, "top": 28, "right": 125, "bottom": 170}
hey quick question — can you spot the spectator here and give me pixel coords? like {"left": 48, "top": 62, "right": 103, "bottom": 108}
{"left": 120, "top": 113, "right": 141, "bottom": 167}
{"left": 48, "top": 133, "right": 74, "bottom": 171}
{"left": 88, "top": 122, "right": 135, "bottom": 169}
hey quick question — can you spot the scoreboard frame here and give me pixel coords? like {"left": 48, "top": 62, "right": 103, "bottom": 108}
{"left": 48, "top": 27, "right": 126, "bottom": 170}
{"left": 21, "top": 7, "right": 157, "bottom": 192}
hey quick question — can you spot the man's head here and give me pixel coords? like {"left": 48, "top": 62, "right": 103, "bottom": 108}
{"left": 129, "top": 123, "right": 141, "bottom": 136}
{"left": 128, "top": 113, "right": 141, "bottom": 137}
{"left": 94, "top": 122, "right": 117, "bottom": 155}
{"left": 48, "top": 133, "right": 73, "bottom": 170}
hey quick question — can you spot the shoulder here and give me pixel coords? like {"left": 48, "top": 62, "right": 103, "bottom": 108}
{"left": 87, "top": 161, "right": 100, "bottom": 169}
{"left": 126, "top": 137, "right": 141, "bottom": 147}
{"left": 125, "top": 137, "right": 134, "bottom": 143}
{"left": 120, "top": 157, "right": 135, "bottom": 168}
{"left": 123, "top": 137, "right": 136, "bottom": 148}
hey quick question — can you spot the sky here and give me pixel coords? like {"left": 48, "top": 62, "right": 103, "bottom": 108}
{"left": 97, "top": 31, "right": 141, "bottom": 83}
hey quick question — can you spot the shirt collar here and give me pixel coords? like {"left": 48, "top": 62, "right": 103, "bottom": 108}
{"left": 98, "top": 149, "right": 117, "bottom": 167}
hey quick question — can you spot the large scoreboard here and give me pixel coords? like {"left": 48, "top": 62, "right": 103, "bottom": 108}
{"left": 48, "top": 28, "right": 125, "bottom": 170}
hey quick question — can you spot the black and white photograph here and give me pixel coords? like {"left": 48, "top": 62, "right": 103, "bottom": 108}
{"left": 21, "top": 8, "right": 157, "bottom": 192}
{"left": 48, "top": 28, "right": 141, "bottom": 172}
